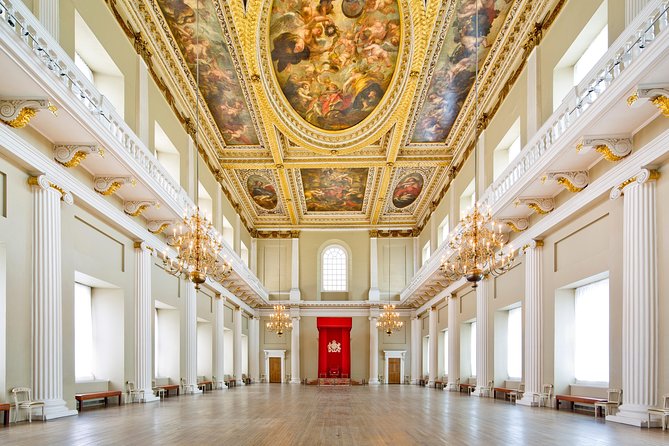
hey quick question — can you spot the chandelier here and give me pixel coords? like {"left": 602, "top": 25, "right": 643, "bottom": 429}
{"left": 266, "top": 304, "right": 292, "bottom": 336}
{"left": 161, "top": 1, "right": 231, "bottom": 290}
{"left": 438, "top": 3, "right": 514, "bottom": 288}
{"left": 377, "top": 304, "right": 403, "bottom": 335}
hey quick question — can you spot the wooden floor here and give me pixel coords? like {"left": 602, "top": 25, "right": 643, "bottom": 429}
{"left": 1, "top": 385, "right": 667, "bottom": 445}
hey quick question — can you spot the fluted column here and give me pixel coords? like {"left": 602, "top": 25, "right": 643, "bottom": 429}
{"left": 608, "top": 170, "right": 659, "bottom": 426}
{"left": 626, "top": 0, "right": 651, "bottom": 25}
{"left": 410, "top": 314, "right": 420, "bottom": 384}
{"left": 290, "top": 311, "right": 300, "bottom": 383}
{"left": 289, "top": 232, "right": 301, "bottom": 301}
{"left": 518, "top": 240, "right": 543, "bottom": 406}
{"left": 476, "top": 278, "right": 491, "bottom": 396}
{"left": 368, "top": 232, "right": 380, "bottom": 301}
{"left": 213, "top": 295, "right": 226, "bottom": 388}
{"left": 184, "top": 280, "right": 200, "bottom": 393}
{"left": 369, "top": 310, "right": 379, "bottom": 384}
{"left": 134, "top": 242, "right": 159, "bottom": 402}
{"left": 35, "top": 0, "right": 59, "bottom": 40}
{"left": 30, "top": 175, "right": 76, "bottom": 419}
{"left": 447, "top": 294, "right": 460, "bottom": 389}
{"left": 249, "top": 316, "right": 259, "bottom": 383}
{"left": 428, "top": 307, "right": 438, "bottom": 386}
{"left": 233, "top": 307, "right": 243, "bottom": 385}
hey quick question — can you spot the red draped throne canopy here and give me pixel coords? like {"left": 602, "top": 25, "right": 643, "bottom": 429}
{"left": 317, "top": 317, "right": 352, "bottom": 378}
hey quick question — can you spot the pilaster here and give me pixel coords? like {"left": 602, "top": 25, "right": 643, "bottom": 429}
{"left": 233, "top": 307, "right": 243, "bottom": 385}
{"left": 249, "top": 316, "right": 260, "bottom": 383}
{"left": 447, "top": 294, "right": 460, "bottom": 389}
{"left": 290, "top": 309, "right": 301, "bottom": 383}
{"left": 369, "top": 308, "right": 380, "bottom": 385}
{"left": 476, "top": 278, "right": 491, "bottom": 396}
{"left": 213, "top": 295, "right": 226, "bottom": 388}
{"left": 368, "top": 233, "right": 380, "bottom": 301}
{"left": 35, "top": 0, "right": 59, "bottom": 41}
{"left": 410, "top": 314, "right": 420, "bottom": 384}
{"left": 184, "top": 280, "right": 201, "bottom": 393}
{"left": 428, "top": 307, "right": 438, "bottom": 387}
{"left": 289, "top": 233, "right": 301, "bottom": 301}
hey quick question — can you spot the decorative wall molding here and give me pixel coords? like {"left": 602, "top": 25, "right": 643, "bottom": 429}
{"left": 123, "top": 200, "right": 158, "bottom": 217}
{"left": 94, "top": 175, "right": 134, "bottom": 196}
{"left": 628, "top": 83, "right": 669, "bottom": 116}
{"left": 53, "top": 144, "right": 104, "bottom": 168}
{"left": 542, "top": 170, "right": 589, "bottom": 192}
{"left": 576, "top": 135, "right": 633, "bottom": 162}
{"left": 514, "top": 197, "right": 555, "bottom": 215}
{"left": 0, "top": 97, "right": 56, "bottom": 128}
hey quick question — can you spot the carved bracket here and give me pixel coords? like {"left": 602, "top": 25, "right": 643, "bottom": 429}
{"left": 54, "top": 144, "right": 104, "bottom": 168}
{"left": 147, "top": 220, "right": 174, "bottom": 234}
{"left": 123, "top": 200, "right": 158, "bottom": 217}
{"left": 0, "top": 98, "right": 56, "bottom": 128}
{"left": 627, "top": 83, "right": 669, "bottom": 117}
{"left": 609, "top": 169, "right": 661, "bottom": 200}
{"left": 576, "top": 135, "right": 632, "bottom": 162}
{"left": 500, "top": 218, "right": 529, "bottom": 232}
{"left": 515, "top": 197, "right": 555, "bottom": 215}
{"left": 542, "top": 170, "right": 589, "bottom": 192}
{"left": 94, "top": 176, "right": 134, "bottom": 196}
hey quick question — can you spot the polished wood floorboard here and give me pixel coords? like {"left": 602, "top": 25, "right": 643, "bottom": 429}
{"left": 0, "top": 385, "right": 667, "bottom": 445}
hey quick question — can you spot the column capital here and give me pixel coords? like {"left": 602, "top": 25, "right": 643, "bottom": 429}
{"left": 133, "top": 240, "right": 154, "bottom": 253}
{"left": 290, "top": 230, "right": 300, "bottom": 238}
{"left": 523, "top": 239, "right": 544, "bottom": 252}
{"left": 369, "top": 229, "right": 379, "bottom": 238}
{"left": 28, "top": 175, "right": 73, "bottom": 204}
{"left": 610, "top": 169, "right": 661, "bottom": 200}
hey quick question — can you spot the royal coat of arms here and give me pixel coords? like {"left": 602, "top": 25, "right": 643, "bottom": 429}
{"left": 327, "top": 340, "right": 341, "bottom": 353}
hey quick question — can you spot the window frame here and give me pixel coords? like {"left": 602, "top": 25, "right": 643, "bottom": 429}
{"left": 319, "top": 243, "right": 350, "bottom": 293}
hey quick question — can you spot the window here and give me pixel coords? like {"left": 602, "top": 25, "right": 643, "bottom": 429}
{"left": 222, "top": 216, "right": 234, "bottom": 248}
{"left": 507, "top": 307, "right": 522, "bottom": 379}
{"left": 422, "top": 336, "right": 430, "bottom": 376}
{"left": 198, "top": 183, "right": 213, "bottom": 221}
{"left": 459, "top": 179, "right": 475, "bottom": 219}
{"left": 240, "top": 241, "right": 249, "bottom": 267}
{"left": 493, "top": 119, "right": 521, "bottom": 181}
{"left": 322, "top": 245, "right": 347, "bottom": 291}
{"left": 575, "top": 279, "right": 609, "bottom": 382}
{"left": 421, "top": 241, "right": 430, "bottom": 266}
{"left": 443, "top": 330, "right": 449, "bottom": 375}
{"left": 74, "top": 52, "right": 93, "bottom": 82}
{"left": 75, "top": 283, "right": 94, "bottom": 380}
{"left": 154, "top": 123, "right": 180, "bottom": 184}
{"left": 438, "top": 215, "right": 450, "bottom": 247}
{"left": 470, "top": 321, "right": 477, "bottom": 377}
{"left": 573, "top": 25, "right": 608, "bottom": 85}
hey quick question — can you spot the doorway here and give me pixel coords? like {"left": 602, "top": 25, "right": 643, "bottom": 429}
{"left": 269, "top": 357, "right": 281, "bottom": 383}
{"left": 388, "top": 358, "right": 401, "bottom": 384}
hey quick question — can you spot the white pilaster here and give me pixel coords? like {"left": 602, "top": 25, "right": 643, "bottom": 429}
{"left": 289, "top": 234, "right": 301, "bottom": 301}
{"left": 447, "top": 294, "right": 460, "bottom": 389}
{"left": 476, "top": 278, "right": 491, "bottom": 396}
{"left": 290, "top": 311, "right": 300, "bottom": 383}
{"left": 410, "top": 314, "right": 420, "bottom": 384}
{"left": 428, "top": 307, "right": 438, "bottom": 387}
{"left": 369, "top": 235, "right": 380, "bottom": 301}
{"left": 608, "top": 170, "right": 659, "bottom": 426}
{"left": 526, "top": 46, "right": 541, "bottom": 138}
{"left": 250, "top": 238, "right": 258, "bottom": 275}
{"left": 133, "top": 242, "right": 159, "bottom": 402}
{"left": 518, "top": 240, "right": 543, "bottom": 406}
{"left": 30, "top": 175, "right": 76, "bottom": 419}
{"left": 249, "top": 316, "right": 260, "bottom": 383}
{"left": 213, "top": 296, "right": 226, "bottom": 388}
{"left": 35, "top": 0, "right": 59, "bottom": 41}
{"left": 233, "top": 307, "right": 243, "bottom": 385}
{"left": 136, "top": 57, "right": 149, "bottom": 147}
{"left": 369, "top": 309, "right": 379, "bottom": 384}
{"left": 626, "top": 0, "right": 651, "bottom": 25}
{"left": 184, "top": 280, "right": 200, "bottom": 393}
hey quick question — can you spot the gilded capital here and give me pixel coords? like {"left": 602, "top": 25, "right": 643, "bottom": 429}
{"left": 610, "top": 169, "right": 660, "bottom": 200}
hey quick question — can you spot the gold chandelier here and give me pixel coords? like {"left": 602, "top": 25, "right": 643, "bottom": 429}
{"left": 266, "top": 304, "right": 292, "bottom": 336}
{"left": 377, "top": 304, "right": 403, "bottom": 335}
{"left": 439, "top": 5, "right": 514, "bottom": 287}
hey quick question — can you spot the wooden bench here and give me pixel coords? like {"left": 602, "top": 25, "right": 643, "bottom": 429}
{"left": 459, "top": 383, "right": 476, "bottom": 395}
{"left": 493, "top": 387, "right": 514, "bottom": 400}
{"left": 155, "top": 384, "right": 180, "bottom": 397}
{"left": 1, "top": 403, "right": 10, "bottom": 426}
{"left": 434, "top": 380, "right": 444, "bottom": 390}
{"left": 198, "top": 380, "right": 213, "bottom": 392}
{"left": 75, "top": 391, "right": 122, "bottom": 412}
{"left": 555, "top": 395, "right": 606, "bottom": 413}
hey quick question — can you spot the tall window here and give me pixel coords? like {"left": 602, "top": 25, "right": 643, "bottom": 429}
{"left": 493, "top": 119, "right": 521, "bottom": 181}
{"left": 575, "top": 279, "right": 609, "bottom": 382}
{"left": 459, "top": 179, "right": 475, "bottom": 219}
{"left": 507, "top": 307, "right": 522, "bottom": 379}
{"left": 421, "top": 241, "right": 430, "bottom": 266}
{"left": 443, "top": 330, "right": 449, "bottom": 375}
{"left": 438, "top": 215, "right": 450, "bottom": 247}
{"left": 240, "top": 241, "right": 249, "bottom": 267}
{"left": 75, "top": 283, "right": 94, "bottom": 380}
{"left": 222, "top": 216, "right": 234, "bottom": 248}
{"left": 322, "top": 245, "right": 347, "bottom": 291}
{"left": 470, "top": 321, "right": 477, "bottom": 377}
{"left": 573, "top": 25, "right": 608, "bottom": 85}
{"left": 154, "top": 122, "right": 180, "bottom": 184}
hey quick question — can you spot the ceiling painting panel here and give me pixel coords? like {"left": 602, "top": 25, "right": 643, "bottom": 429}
{"left": 268, "top": 0, "right": 401, "bottom": 130}
{"left": 385, "top": 166, "right": 435, "bottom": 214}
{"left": 236, "top": 169, "right": 285, "bottom": 215}
{"left": 411, "top": 0, "right": 513, "bottom": 143}
{"left": 299, "top": 168, "right": 370, "bottom": 212}
{"left": 157, "top": 0, "right": 259, "bottom": 145}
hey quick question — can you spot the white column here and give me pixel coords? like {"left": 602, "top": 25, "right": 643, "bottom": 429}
{"left": 626, "top": 0, "right": 651, "bottom": 25}
{"left": 249, "top": 316, "right": 259, "bottom": 383}
{"left": 213, "top": 295, "right": 226, "bottom": 388}
{"left": 428, "top": 307, "right": 438, "bottom": 386}
{"left": 35, "top": 0, "right": 59, "bottom": 41}
{"left": 410, "top": 314, "right": 420, "bottom": 384}
{"left": 136, "top": 57, "right": 150, "bottom": 147}
{"left": 30, "top": 175, "right": 76, "bottom": 419}
{"left": 133, "top": 242, "right": 159, "bottom": 402}
{"left": 233, "top": 307, "right": 243, "bottom": 385}
{"left": 608, "top": 170, "right": 659, "bottom": 426}
{"left": 250, "top": 238, "right": 258, "bottom": 275}
{"left": 447, "top": 294, "right": 460, "bottom": 389}
{"left": 476, "top": 278, "right": 491, "bottom": 396}
{"left": 289, "top": 233, "right": 301, "bottom": 301}
{"left": 369, "top": 310, "right": 379, "bottom": 384}
{"left": 290, "top": 311, "right": 300, "bottom": 383}
{"left": 184, "top": 280, "right": 200, "bottom": 393}
{"left": 369, "top": 234, "right": 380, "bottom": 301}
{"left": 526, "top": 46, "right": 541, "bottom": 138}
{"left": 518, "top": 240, "right": 543, "bottom": 406}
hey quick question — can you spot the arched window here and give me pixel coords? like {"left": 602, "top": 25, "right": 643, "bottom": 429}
{"left": 322, "top": 245, "right": 347, "bottom": 292}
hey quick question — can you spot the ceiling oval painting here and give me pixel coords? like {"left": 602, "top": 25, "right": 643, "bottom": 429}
{"left": 246, "top": 174, "right": 279, "bottom": 210}
{"left": 392, "top": 172, "right": 424, "bottom": 209}
{"left": 269, "top": 0, "right": 402, "bottom": 131}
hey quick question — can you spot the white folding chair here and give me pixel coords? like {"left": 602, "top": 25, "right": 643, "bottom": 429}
{"left": 11, "top": 387, "right": 45, "bottom": 422}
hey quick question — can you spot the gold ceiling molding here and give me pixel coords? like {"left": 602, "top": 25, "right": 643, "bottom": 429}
{"left": 0, "top": 98, "right": 57, "bottom": 128}
{"left": 94, "top": 176, "right": 135, "bottom": 196}
{"left": 515, "top": 197, "right": 555, "bottom": 215}
{"left": 373, "top": 229, "right": 417, "bottom": 238}
{"left": 627, "top": 83, "right": 669, "bottom": 117}
{"left": 542, "top": 170, "right": 589, "bottom": 193}
{"left": 576, "top": 135, "right": 632, "bottom": 162}
{"left": 53, "top": 144, "right": 104, "bottom": 168}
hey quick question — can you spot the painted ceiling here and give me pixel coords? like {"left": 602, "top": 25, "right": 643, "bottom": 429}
{"left": 113, "top": 0, "right": 555, "bottom": 230}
